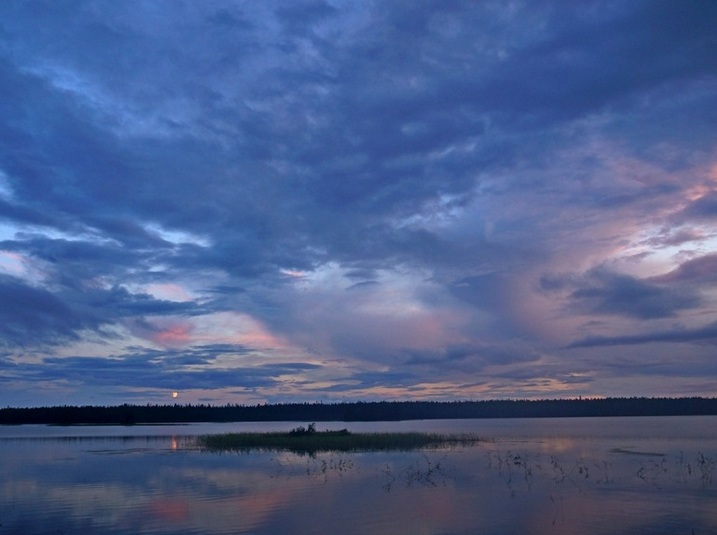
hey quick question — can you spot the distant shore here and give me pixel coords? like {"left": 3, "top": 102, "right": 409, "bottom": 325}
{"left": 1, "top": 397, "right": 716, "bottom": 425}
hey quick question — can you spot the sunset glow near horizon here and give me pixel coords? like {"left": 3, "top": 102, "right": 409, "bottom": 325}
{"left": 1, "top": 1, "right": 717, "bottom": 407}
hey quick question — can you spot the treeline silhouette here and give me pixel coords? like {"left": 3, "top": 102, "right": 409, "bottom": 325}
{"left": 1, "top": 397, "right": 716, "bottom": 425}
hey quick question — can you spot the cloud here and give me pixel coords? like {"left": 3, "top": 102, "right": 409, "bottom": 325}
{"left": 542, "top": 268, "right": 702, "bottom": 319}
{"left": 1, "top": 1, "right": 716, "bottom": 403}
{"left": 645, "top": 227, "right": 707, "bottom": 248}
{"left": 0, "top": 275, "right": 103, "bottom": 346}
{"left": 650, "top": 254, "right": 717, "bottom": 284}
{"left": 5, "top": 344, "right": 322, "bottom": 392}
{"left": 569, "top": 321, "right": 717, "bottom": 348}
{"left": 679, "top": 191, "right": 717, "bottom": 220}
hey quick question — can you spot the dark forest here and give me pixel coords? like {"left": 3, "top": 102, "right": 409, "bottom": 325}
{"left": 1, "top": 397, "right": 716, "bottom": 425}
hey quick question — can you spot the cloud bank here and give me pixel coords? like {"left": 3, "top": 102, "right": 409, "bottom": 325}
{"left": 1, "top": 0, "right": 716, "bottom": 405}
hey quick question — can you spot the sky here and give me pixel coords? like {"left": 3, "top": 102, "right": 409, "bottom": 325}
{"left": 1, "top": 1, "right": 716, "bottom": 407}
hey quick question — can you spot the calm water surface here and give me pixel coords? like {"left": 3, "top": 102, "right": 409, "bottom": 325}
{"left": 1, "top": 416, "right": 716, "bottom": 534}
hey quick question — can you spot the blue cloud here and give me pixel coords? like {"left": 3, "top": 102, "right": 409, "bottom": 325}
{"left": 1, "top": 1, "right": 716, "bottom": 404}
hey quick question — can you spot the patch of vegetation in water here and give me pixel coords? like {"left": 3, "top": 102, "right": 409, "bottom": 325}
{"left": 195, "top": 423, "right": 482, "bottom": 455}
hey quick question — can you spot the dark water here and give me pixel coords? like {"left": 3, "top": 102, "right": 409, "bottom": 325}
{"left": 1, "top": 417, "right": 716, "bottom": 534}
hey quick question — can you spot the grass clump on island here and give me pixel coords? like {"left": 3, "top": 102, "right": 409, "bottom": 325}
{"left": 196, "top": 423, "right": 482, "bottom": 454}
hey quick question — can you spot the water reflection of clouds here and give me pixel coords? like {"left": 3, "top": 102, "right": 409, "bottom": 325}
{"left": 147, "top": 498, "right": 190, "bottom": 523}
{"left": 1, "top": 429, "right": 716, "bottom": 534}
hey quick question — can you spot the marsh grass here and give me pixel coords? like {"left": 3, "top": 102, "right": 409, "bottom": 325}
{"left": 196, "top": 426, "right": 482, "bottom": 455}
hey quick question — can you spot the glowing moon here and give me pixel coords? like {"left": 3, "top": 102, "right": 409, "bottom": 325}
{"left": 172, "top": 391, "right": 178, "bottom": 398}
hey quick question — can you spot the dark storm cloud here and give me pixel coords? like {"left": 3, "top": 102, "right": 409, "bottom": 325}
{"left": 542, "top": 268, "right": 702, "bottom": 319}
{"left": 4, "top": 345, "right": 322, "bottom": 391}
{"left": 1, "top": 236, "right": 141, "bottom": 275}
{"left": 0, "top": 274, "right": 101, "bottom": 346}
{"left": 1, "top": 0, "right": 714, "bottom": 275}
{"left": 0, "top": 268, "right": 200, "bottom": 349}
{"left": 650, "top": 254, "right": 717, "bottom": 284}
{"left": 569, "top": 321, "right": 717, "bottom": 348}
{"left": 342, "top": 0, "right": 717, "bottom": 147}
{"left": 0, "top": 198, "right": 61, "bottom": 228}
{"left": 450, "top": 274, "right": 506, "bottom": 311}
{"left": 481, "top": 0, "right": 717, "bottom": 119}
{"left": 82, "top": 285, "right": 200, "bottom": 317}
{"left": 402, "top": 341, "right": 541, "bottom": 371}
{"left": 679, "top": 192, "right": 717, "bottom": 220}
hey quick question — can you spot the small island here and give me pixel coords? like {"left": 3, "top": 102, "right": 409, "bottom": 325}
{"left": 196, "top": 423, "right": 481, "bottom": 455}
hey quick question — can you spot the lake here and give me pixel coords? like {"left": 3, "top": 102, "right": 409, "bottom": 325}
{"left": 1, "top": 416, "right": 716, "bottom": 534}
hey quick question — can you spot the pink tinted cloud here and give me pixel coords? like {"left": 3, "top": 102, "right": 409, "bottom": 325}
{"left": 145, "top": 283, "right": 194, "bottom": 302}
{"left": 151, "top": 323, "right": 193, "bottom": 347}
{"left": 126, "top": 319, "right": 195, "bottom": 348}
{"left": 186, "top": 312, "right": 293, "bottom": 352}
{"left": 0, "top": 250, "right": 25, "bottom": 275}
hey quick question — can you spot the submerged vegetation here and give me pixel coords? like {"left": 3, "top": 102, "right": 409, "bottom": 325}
{"left": 195, "top": 424, "right": 482, "bottom": 454}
